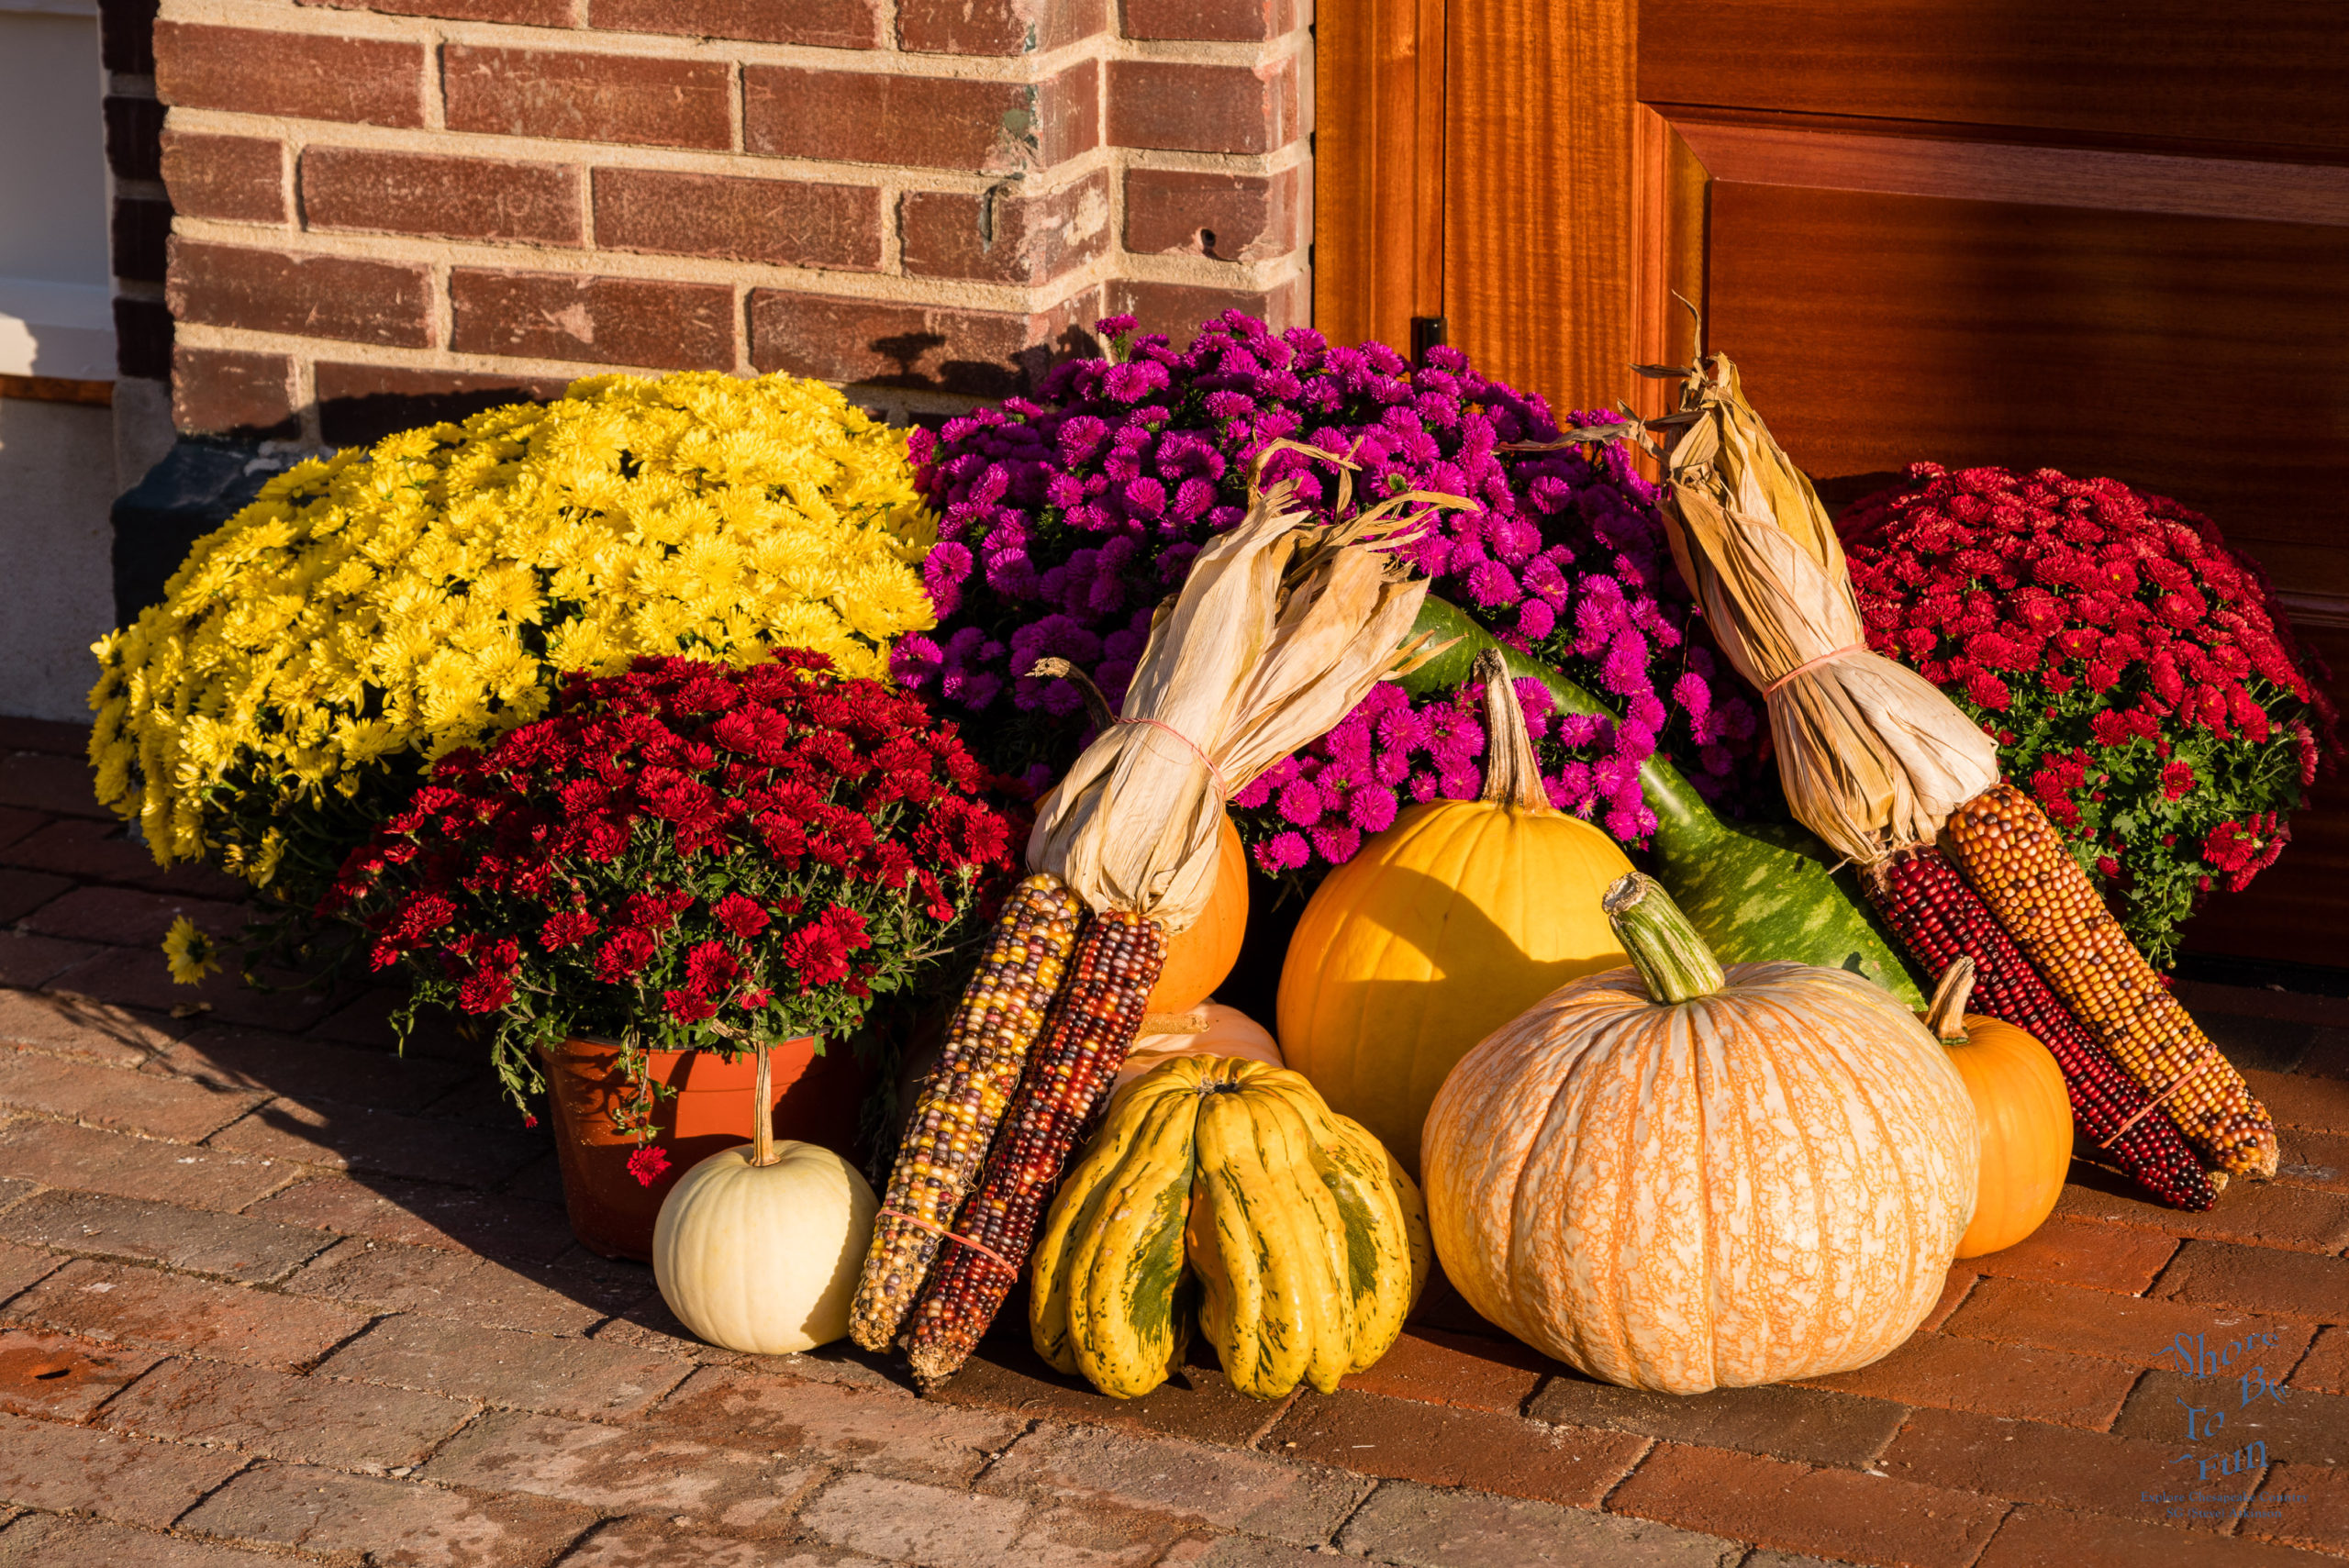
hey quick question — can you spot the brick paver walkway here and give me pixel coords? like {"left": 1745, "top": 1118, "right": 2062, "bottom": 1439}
{"left": 0, "top": 713, "right": 2344, "bottom": 1567}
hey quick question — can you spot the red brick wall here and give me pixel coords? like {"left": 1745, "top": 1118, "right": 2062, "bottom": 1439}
{"left": 151, "top": 0, "right": 1311, "bottom": 447}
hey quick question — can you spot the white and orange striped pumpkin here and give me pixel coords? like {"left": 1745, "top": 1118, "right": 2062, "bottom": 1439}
{"left": 1422, "top": 873, "right": 1976, "bottom": 1395}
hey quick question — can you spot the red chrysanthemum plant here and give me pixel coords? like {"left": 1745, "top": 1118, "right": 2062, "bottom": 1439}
{"left": 323, "top": 651, "right": 1022, "bottom": 1163}
{"left": 1838, "top": 463, "right": 2339, "bottom": 967}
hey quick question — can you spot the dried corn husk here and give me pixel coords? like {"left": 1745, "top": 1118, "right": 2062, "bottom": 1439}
{"left": 1028, "top": 444, "right": 1454, "bottom": 929}
{"left": 1570, "top": 354, "right": 1998, "bottom": 864}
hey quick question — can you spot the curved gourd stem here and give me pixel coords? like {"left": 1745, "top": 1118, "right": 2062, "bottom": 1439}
{"left": 751, "top": 1042, "right": 776, "bottom": 1169}
{"left": 1602, "top": 873, "right": 1726, "bottom": 1004}
{"left": 1925, "top": 958, "right": 1976, "bottom": 1043}
{"left": 1473, "top": 649, "right": 1551, "bottom": 813}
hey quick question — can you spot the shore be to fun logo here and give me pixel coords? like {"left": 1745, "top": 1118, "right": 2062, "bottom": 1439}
{"left": 2144, "top": 1326, "right": 2303, "bottom": 1524}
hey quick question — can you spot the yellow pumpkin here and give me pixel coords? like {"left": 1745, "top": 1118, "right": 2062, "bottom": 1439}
{"left": 1925, "top": 958, "right": 2072, "bottom": 1260}
{"left": 1422, "top": 873, "right": 1977, "bottom": 1395}
{"left": 1278, "top": 652, "right": 1633, "bottom": 1173}
{"left": 1146, "top": 811, "right": 1249, "bottom": 1015}
{"left": 1112, "top": 1003, "right": 1283, "bottom": 1094}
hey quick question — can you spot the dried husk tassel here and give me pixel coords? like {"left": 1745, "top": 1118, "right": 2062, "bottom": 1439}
{"left": 1655, "top": 354, "right": 1998, "bottom": 864}
{"left": 1028, "top": 441, "right": 1455, "bottom": 933}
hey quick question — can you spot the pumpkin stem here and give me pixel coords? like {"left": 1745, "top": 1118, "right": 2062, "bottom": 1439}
{"left": 1601, "top": 872, "right": 1726, "bottom": 1004}
{"left": 1474, "top": 649, "right": 1552, "bottom": 813}
{"left": 1925, "top": 958, "right": 1976, "bottom": 1043}
{"left": 751, "top": 1041, "right": 777, "bottom": 1168}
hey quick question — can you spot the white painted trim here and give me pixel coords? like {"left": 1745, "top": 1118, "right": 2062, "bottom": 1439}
{"left": 0, "top": 276, "right": 116, "bottom": 379}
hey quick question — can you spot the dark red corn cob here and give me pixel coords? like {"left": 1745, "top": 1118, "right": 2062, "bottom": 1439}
{"left": 902, "top": 908, "right": 1167, "bottom": 1388}
{"left": 1865, "top": 847, "right": 2218, "bottom": 1211}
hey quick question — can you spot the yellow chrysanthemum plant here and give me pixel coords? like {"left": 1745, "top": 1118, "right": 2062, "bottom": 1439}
{"left": 90, "top": 372, "right": 940, "bottom": 930}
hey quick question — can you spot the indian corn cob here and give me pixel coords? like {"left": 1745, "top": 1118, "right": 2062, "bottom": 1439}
{"left": 1865, "top": 847, "right": 2217, "bottom": 1210}
{"left": 849, "top": 874, "right": 1086, "bottom": 1352}
{"left": 1944, "top": 783, "right": 2277, "bottom": 1180}
{"left": 903, "top": 907, "right": 1166, "bottom": 1389}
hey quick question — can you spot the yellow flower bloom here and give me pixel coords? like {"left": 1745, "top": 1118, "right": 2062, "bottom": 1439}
{"left": 89, "top": 371, "right": 936, "bottom": 906}
{"left": 161, "top": 916, "right": 221, "bottom": 985}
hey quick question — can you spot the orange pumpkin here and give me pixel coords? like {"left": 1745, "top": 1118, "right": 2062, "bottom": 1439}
{"left": 1144, "top": 811, "right": 1248, "bottom": 1014}
{"left": 1112, "top": 1003, "right": 1284, "bottom": 1094}
{"left": 1926, "top": 958, "right": 2072, "bottom": 1260}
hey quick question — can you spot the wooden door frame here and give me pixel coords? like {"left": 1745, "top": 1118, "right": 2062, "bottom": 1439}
{"left": 1311, "top": 0, "right": 1450, "bottom": 359}
{"left": 1314, "top": 0, "right": 1664, "bottom": 420}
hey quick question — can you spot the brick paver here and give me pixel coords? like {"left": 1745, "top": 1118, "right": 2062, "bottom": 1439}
{"left": 0, "top": 1188, "right": 331, "bottom": 1282}
{"left": 0, "top": 984, "right": 179, "bottom": 1071}
{"left": 985, "top": 1421, "right": 1370, "bottom": 1543}
{"left": 318, "top": 1313, "right": 690, "bottom": 1418}
{"left": 0, "top": 1408, "right": 248, "bottom": 1527}
{"left": 421, "top": 1407, "right": 823, "bottom": 1531}
{"left": 1335, "top": 1479, "right": 1742, "bottom": 1567}
{"left": 0, "top": 1118, "right": 287, "bottom": 1210}
{"left": 2, "top": 1256, "right": 369, "bottom": 1370}
{"left": 1526, "top": 1372, "right": 1909, "bottom": 1466}
{"left": 648, "top": 1363, "right": 1023, "bottom": 1485}
{"left": 177, "top": 1458, "right": 598, "bottom": 1563}
{"left": 2, "top": 735, "right": 2347, "bottom": 1565}
{"left": 98, "top": 1355, "right": 473, "bottom": 1470}
{"left": 0, "top": 1513, "right": 291, "bottom": 1566}
{"left": 1265, "top": 1389, "right": 1644, "bottom": 1507}
{"left": 2297, "top": 1328, "right": 2349, "bottom": 1395}
{"left": 0, "top": 1045, "right": 264, "bottom": 1142}
{"left": 1608, "top": 1441, "right": 2009, "bottom": 1568}
{"left": 0, "top": 1327, "right": 163, "bottom": 1420}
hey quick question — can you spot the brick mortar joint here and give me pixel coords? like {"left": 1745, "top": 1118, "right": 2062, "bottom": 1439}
{"left": 166, "top": 325, "right": 753, "bottom": 387}
{"left": 1589, "top": 1433, "right": 1661, "bottom": 1517}
{"left": 166, "top": 218, "right": 1117, "bottom": 311}
{"left": 161, "top": 0, "right": 1132, "bottom": 84}
{"left": 1323, "top": 1475, "right": 1394, "bottom": 1551}
{"left": 161, "top": 107, "right": 1132, "bottom": 200}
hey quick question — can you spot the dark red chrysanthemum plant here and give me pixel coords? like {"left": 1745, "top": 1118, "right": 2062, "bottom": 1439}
{"left": 325, "top": 651, "right": 1021, "bottom": 1140}
{"left": 1840, "top": 463, "right": 2340, "bottom": 965}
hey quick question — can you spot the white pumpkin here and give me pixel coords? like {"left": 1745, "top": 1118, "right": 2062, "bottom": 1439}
{"left": 653, "top": 1046, "right": 879, "bottom": 1354}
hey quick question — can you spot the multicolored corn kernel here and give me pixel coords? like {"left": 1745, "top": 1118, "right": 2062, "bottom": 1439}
{"left": 849, "top": 873, "right": 1085, "bottom": 1352}
{"left": 1943, "top": 784, "right": 2277, "bottom": 1181}
{"left": 904, "top": 908, "right": 1166, "bottom": 1389}
{"left": 1866, "top": 847, "right": 2217, "bottom": 1210}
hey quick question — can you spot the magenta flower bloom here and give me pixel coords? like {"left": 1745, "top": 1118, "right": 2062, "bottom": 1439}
{"left": 895, "top": 311, "right": 1768, "bottom": 883}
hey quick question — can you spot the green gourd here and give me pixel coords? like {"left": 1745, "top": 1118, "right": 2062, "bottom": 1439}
{"left": 1402, "top": 599, "right": 1925, "bottom": 1007}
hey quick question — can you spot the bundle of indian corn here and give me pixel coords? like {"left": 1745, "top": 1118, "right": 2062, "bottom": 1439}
{"left": 1578, "top": 351, "right": 2269, "bottom": 1207}
{"left": 848, "top": 445, "right": 1451, "bottom": 1387}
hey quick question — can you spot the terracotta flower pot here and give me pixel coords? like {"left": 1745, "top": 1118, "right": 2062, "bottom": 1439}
{"left": 541, "top": 1035, "right": 868, "bottom": 1262}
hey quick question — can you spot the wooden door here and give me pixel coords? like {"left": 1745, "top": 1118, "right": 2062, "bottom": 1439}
{"left": 1317, "top": 0, "right": 2349, "bottom": 967}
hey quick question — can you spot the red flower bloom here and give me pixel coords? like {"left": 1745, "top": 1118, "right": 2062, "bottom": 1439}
{"left": 540, "top": 909, "right": 599, "bottom": 950}
{"left": 594, "top": 928, "right": 659, "bottom": 982}
{"left": 664, "top": 988, "right": 720, "bottom": 1023}
{"left": 2161, "top": 761, "right": 2196, "bottom": 800}
{"left": 626, "top": 1145, "right": 671, "bottom": 1187}
{"left": 710, "top": 892, "right": 769, "bottom": 940}
{"left": 684, "top": 940, "right": 741, "bottom": 996}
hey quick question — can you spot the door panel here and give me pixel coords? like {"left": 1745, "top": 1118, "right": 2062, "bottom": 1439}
{"left": 1639, "top": 1, "right": 2349, "bottom": 154}
{"left": 1317, "top": 0, "right": 2349, "bottom": 963}
{"left": 1702, "top": 179, "right": 2349, "bottom": 594}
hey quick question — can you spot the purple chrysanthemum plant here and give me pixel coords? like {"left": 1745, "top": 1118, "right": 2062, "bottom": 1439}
{"left": 892, "top": 311, "right": 1768, "bottom": 885}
